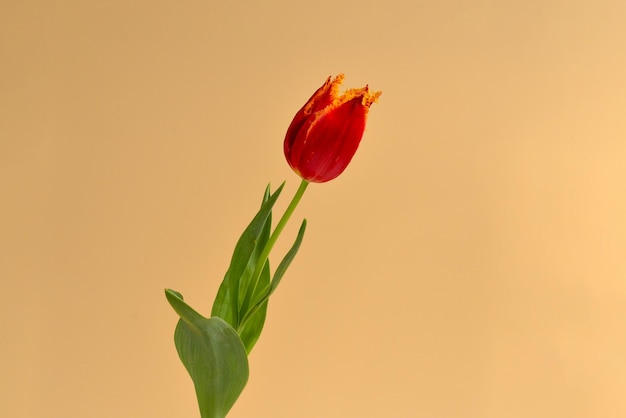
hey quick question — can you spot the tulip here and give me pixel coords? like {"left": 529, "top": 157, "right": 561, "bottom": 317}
{"left": 284, "top": 74, "right": 381, "bottom": 183}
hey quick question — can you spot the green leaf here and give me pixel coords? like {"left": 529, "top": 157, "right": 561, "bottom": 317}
{"left": 211, "top": 257, "right": 271, "bottom": 354}
{"left": 209, "top": 186, "right": 275, "bottom": 353}
{"left": 268, "top": 219, "right": 307, "bottom": 299}
{"left": 237, "top": 187, "right": 273, "bottom": 319}
{"left": 245, "top": 219, "right": 307, "bottom": 325}
{"left": 211, "top": 183, "right": 284, "bottom": 329}
{"left": 166, "top": 289, "right": 249, "bottom": 418}
{"left": 237, "top": 260, "right": 270, "bottom": 353}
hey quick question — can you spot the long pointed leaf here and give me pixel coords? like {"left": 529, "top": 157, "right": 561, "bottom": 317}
{"left": 237, "top": 188, "right": 272, "bottom": 318}
{"left": 246, "top": 219, "right": 307, "bottom": 322}
{"left": 211, "top": 183, "right": 283, "bottom": 328}
{"left": 268, "top": 219, "right": 307, "bottom": 298}
{"left": 237, "top": 260, "right": 270, "bottom": 353}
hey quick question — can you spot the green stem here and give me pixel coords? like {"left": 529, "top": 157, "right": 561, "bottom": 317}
{"left": 259, "top": 178, "right": 309, "bottom": 272}
{"left": 238, "top": 178, "right": 309, "bottom": 331}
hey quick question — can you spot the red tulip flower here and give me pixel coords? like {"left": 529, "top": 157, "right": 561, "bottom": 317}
{"left": 284, "top": 74, "right": 381, "bottom": 183}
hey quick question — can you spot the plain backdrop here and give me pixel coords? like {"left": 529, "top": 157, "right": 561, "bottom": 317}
{"left": 2, "top": 1, "right": 626, "bottom": 417}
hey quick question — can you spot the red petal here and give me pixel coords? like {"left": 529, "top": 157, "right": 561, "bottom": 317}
{"left": 284, "top": 75, "right": 343, "bottom": 169}
{"left": 293, "top": 96, "right": 368, "bottom": 182}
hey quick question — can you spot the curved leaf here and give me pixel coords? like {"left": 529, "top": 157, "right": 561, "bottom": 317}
{"left": 211, "top": 183, "right": 283, "bottom": 328}
{"left": 244, "top": 219, "right": 307, "bottom": 328}
{"left": 166, "top": 289, "right": 249, "bottom": 418}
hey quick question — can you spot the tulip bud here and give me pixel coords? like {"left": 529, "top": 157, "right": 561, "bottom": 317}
{"left": 284, "top": 74, "right": 381, "bottom": 183}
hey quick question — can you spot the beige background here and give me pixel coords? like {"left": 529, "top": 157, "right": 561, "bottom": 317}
{"left": 2, "top": 1, "right": 626, "bottom": 417}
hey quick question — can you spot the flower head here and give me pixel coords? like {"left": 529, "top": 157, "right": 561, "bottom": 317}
{"left": 284, "top": 74, "right": 381, "bottom": 183}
